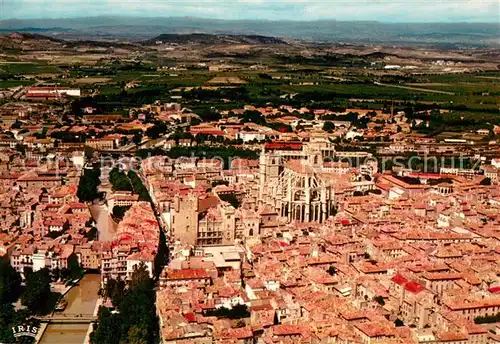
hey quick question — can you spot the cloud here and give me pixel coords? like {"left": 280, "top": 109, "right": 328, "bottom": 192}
{"left": 1, "top": 0, "right": 498, "bottom": 22}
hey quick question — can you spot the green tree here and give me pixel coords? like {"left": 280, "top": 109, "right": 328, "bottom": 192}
{"left": 218, "top": 193, "right": 241, "bottom": 209}
{"left": 118, "top": 289, "right": 157, "bottom": 343}
{"left": 67, "top": 255, "right": 82, "bottom": 280}
{"left": 327, "top": 265, "right": 337, "bottom": 276}
{"left": 91, "top": 241, "right": 161, "bottom": 344}
{"left": 474, "top": 312, "right": 500, "bottom": 324}
{"left": 204, "top": 304, "right": 250, "bottom": 319}
{"left": 103, "top": 278, "right": 126, "bottom": 308}
{"left": 323, "top": 121, "right": 335, "bottom": 133}
{"left": 11, "top": 120, "right": 23, "bottom": 129}
{"left": 235, "top": 319, "right": 246, "bottom": 328}
{"left": 109, "top": 168, "right": 133, "bottom": 192}
{"left": 21, "top": 268, "right": 51, "bottom": 314}
{"left": 51, "top": 267, "right": 61, "bottom": 281}
{"left": 190, "top": 117, "right": 201, "bottom": 126}
{"left": 128, "top": 171, "right": 152, "bottom": 202}
{"left": 374, "top": 296, "right": 385, "bottom": 306}
{"left": 241, "top": 110, "right": 265, "bottom": 125}
{"left": 15, "top": 143, "right": 26, "bottom": 154}
{"left": 127, "top": 325, "right": 149, "bottom": 344}
{"left": 480, "top": 177, "right": 491, "bottom": 185}
{"left": 430, "top": 109, "right": 442, "bottom": 122}
{"left": 133, "top": 132, "right": 143, "bottom": 145}
{"left": 84, "top": 146, "right": 95, "bottom": 159}
{"left": 86, "top": 227, "right": 98, "bottom": 241}
{"left": 0, "top": 259, "right": 21, "bottom": 304}
{"left": 77, "top": 167, "right": 101, "bottom": 202}
{"left": 212, "top": 180, "right": 229, "bottom": 187}
{"left": 90, "top": 307, "right": 121, "bottom": 344}
{"left": 129, "top": 263, "right": 154, "bottom": 294}
{"left": 145, "top": 122, "right": 168, "bottom": 139}
{"left": 120, "top": 136, "right": 129, "bottom": 146}
{"left": 112, "top": 205, "right": 131, "bottom": 220}
{"left": 0, "top": 303, "right": 30, "bottom": 343}
{"left": 0, "top": 303, "right": 16, "bottom": 342}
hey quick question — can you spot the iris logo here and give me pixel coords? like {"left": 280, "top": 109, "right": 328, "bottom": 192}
{"left": 11, "top": 325, "right": 38, "bottom": 339}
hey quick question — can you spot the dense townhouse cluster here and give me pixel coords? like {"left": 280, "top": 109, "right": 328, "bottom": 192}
{"left": 2, "top": 94, "right": 500, "bottom": 344}
{"left": 0, "top": 161, "right": 161, "bottom": 288}
{"left": 153, "top": 183, "right": 500, "bottom": 343}
{"left": 101, "top": 201, "right": 160, "bottom": 285}
{"left": 0, "top": 159, "right": 97, "bottom": 278}
{"left": 140, "top": 137, "right": 500, "bottom": 343}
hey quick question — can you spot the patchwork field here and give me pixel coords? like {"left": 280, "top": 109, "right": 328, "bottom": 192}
{"left": 207, "top": 76, "right": 247, "bottom": 84}
{"left": 74, "top": 77, "right": 113, "bottom": 84}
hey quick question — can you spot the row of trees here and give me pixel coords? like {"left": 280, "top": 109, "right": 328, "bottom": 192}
{"left": 166, "top": 146, "right": 259, "bottom": 169}
{"left": 218, "top": 193, "right": 242, "bottom": 209}
{"left": 21, "top": 269, "right": 52, "bottom": 314}
{"left": 0, "top": 260, "right": 23, "bottom": 343}
{"left": 0, "top": 259, "right": 21, "bottom": 304}
{"left": 0, "top": 261, "right": 61, "bottom": 342}
{"left": 108, "top": 168, "right": 152, "bottom": 202}
{"left": 203, "top": 304, "right": 250, "bottom": 319}
{"left": 136, "top": 146, "right": 259, "bottom": 170}
{"left": 145, "top": 121, "right": 169, "bottom": 139}
{"left": 112, "top": 205, "right": 131, "bottom": 220}
{"left": 91, "top": 264, "right": 158, "bottom": 344}
{"left": 77, "top": 166, "right": 101, "bottom": 202}
{"left": 475, "top": 312, "right": 500, "bottom": 324}
{"left": 109, "top": 168, "right": 133, "bottom": 192}
{"left": 128, "top": 171, "right": 152, "bottom": 202}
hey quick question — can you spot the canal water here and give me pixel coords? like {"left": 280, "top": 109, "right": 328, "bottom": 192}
{"left": 89, "top": 203, "right": 118, "bottom": 242}
{"left": 39, "top": 274, "right": 100, "bottom": 344}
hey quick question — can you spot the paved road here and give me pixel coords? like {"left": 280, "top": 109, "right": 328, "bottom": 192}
{"left": 12, "top": 79, "right": 44, "bottom": 99}
{"left": 374, "top": 81, "right": 456, "bottom": 95}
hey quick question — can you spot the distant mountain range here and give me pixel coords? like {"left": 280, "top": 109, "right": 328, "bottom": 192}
{"left": 0, "top": 16, "right": 498, "bottom": 46}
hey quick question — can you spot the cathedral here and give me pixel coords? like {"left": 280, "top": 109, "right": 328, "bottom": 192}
{"left": 258, "top": 139, "right": 337, "bottom": 223}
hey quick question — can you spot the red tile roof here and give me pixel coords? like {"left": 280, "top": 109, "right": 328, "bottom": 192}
{"left": 391, "top": 273, "right": 408, "bottom": 286}
{"left": 166, "top": 268, "right": 210, "bottom": 280}
{"left": 183, "top": 312, "right": 196, "bottom": 322}
{"left": 405, "top": 281, "right": 425, "bottom": 294}
{"left": 264, "top": 142, "right": 302, "bottom": 151}
{"left": 488, "top": 286, "right": 500, "bottom": 294}
{"left": 391, "top": 273, "right": 425, "bottom": 294}
{"left": 273, "top": 324, "right": 303, "bottom": 336}
{"left": 198, "top": 195, "right": 219, "bottom": 213}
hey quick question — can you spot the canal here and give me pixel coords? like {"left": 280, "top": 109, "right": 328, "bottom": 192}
{"left": 39, "top": 274, "right": 100, "bottom": 344}
{"left": 89, "top": 202, "right": 118, "bottom": 242}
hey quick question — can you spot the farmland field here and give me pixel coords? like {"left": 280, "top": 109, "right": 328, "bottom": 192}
{"left": 0, "top": 79, "right": 35, "bottom": 88}
{"left": 0, "top": 62, "right": 60, "bottom": 75}
{"left": 207, "top": 76, "right": 247, "bottom": 84}
{"left": 74, "top": 77, "right": 113, "bottom": 84}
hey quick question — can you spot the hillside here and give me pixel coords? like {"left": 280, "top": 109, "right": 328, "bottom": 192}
{"left": 142, "top": 33, "right": 288, "bottom": 45}
{"left": 0, "top": 32, "right": 141, "bottom": 52}
{"left": 0, "top": 32, "right": 65, "bottom": 50}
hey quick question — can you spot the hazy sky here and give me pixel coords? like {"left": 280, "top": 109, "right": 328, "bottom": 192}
{"left": 1, "top": 0, "right": 499, "bottom": 22}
